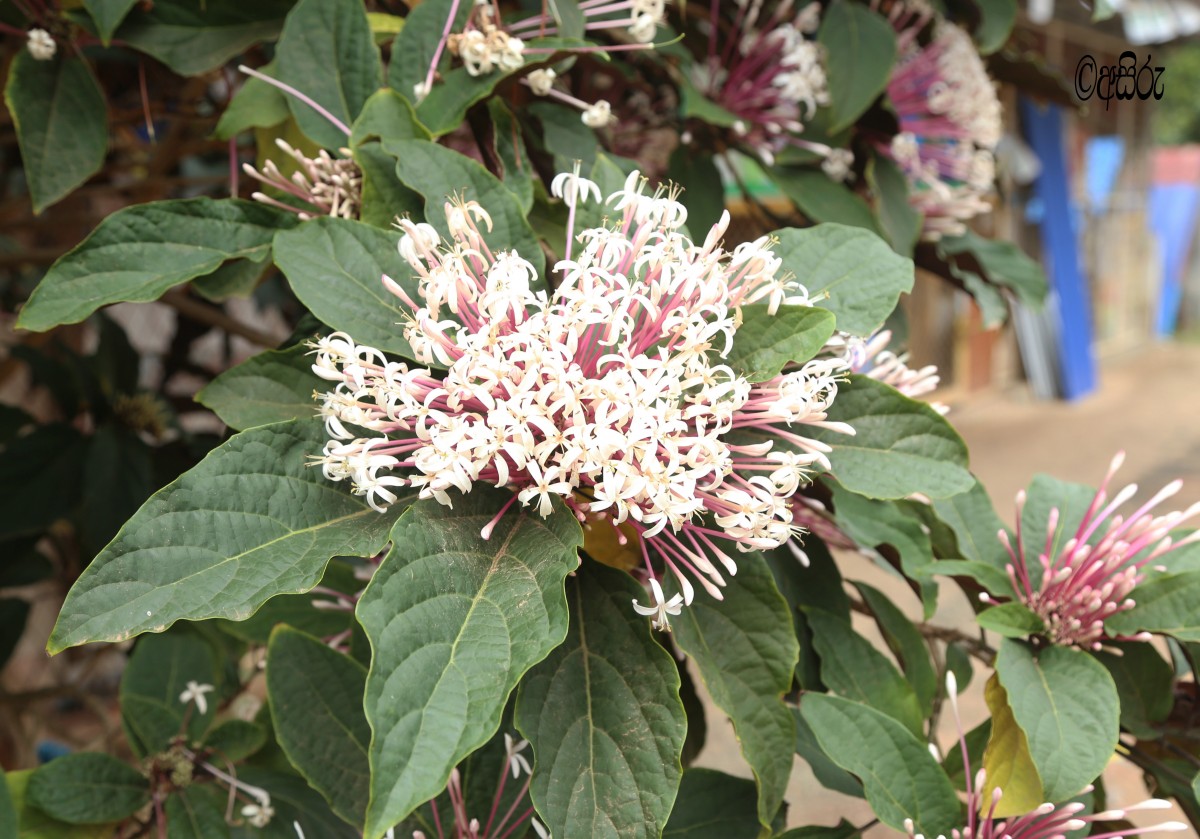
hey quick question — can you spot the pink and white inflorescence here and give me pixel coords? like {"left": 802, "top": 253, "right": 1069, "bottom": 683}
{"left": 917, "top": 673, "right": 1189, "bottom": 839}
{"left": 989, "top": 452, "right": 1200, "bottom": 650}
{"left": 311, "top": 170, "right": 853, "bottom": 626}
{"left": 881, "top": 2, "right": 1002, "bottom": 239}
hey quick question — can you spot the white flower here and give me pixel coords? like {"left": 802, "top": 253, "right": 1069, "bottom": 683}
{"left": 581, "top": 100, "right": 614, "bottom": 128}
{"left": 632, "top": 578, "right": 684, "bottom": 631}
{"left": 527, "top": 67, "right": 557, "bottom": 96}
{"left": 26, "top": 29, "right": 55, "bottom": 61}
{"left": 821, "top": 148, "right": 854, "bottom": 182}
{"left": 551, "top": 163, "right": 602, "bottom": 209}
{"left": 179, "top": 681, "right": 215, "bottom": 715}
{"left": 241, "top": 801, "right": 274, "bottom": 828}
{"left": 504, "top": 733, "right": 532, "bottom": 778}
{"left": 532, "top": 818, "right": 552, "bottom": 839}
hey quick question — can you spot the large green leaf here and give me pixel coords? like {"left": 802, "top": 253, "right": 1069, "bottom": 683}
{"left": 668, "top": 551, "right": 798, "bottom": 828}
{"left": 805, "top": 608, "right": 924, "bottom": 735}
{"left": 830, "top": 483, "right": 936, "bottom": 601}
{"left": 764, "top": 540, "right": 847, "bottom": 690}
{"left": 267, "top": 626, "right": 371, "bottom": 825}
{"left": 935, "top": 231, "right": 1048, "bottom": 310}
{"left": 667, "top": 145, "right": 725, "bottom": 235}
{"left": 214, "top": 60, "right": 289, "bottom": 140}
{"left": 975, "top": 603, "right": 1045, "bottom": 638}
{"left": 213, "top": 560, "right": 360, "bottom": 645}
{"left": 48, "top": 419, "right": 406, "bottom": 653}
{"left": 1017, "top": 474, "right": 1097, "bottom": 589}
{"left": 5, "top": 771, "right": 114, "bottom": 839}
{"left": 774, "top": 225, "right": 914, "bottom": 337}
{"left": 724, "top": 305, "right": 835, "bottom": 382}
{"left": 931, "top": 478, "right": 1012, "bottom": 571}
{"left": 516, "top": 562, "right": 685, "bottom": 839}
{"left": 115, "top": 0, "right": 295, "bottom": 77}
{"left": 771, "top": 168, "right": 882, "bottom": 236}
{"left": 79, "top": 425, "right": 155, "bottom": 556}
{"left": 489, "top": 99, "right": 535, "bottom": 214}
{"left": 808, "top": 376, "right": 972, "bottom": 499}
{"left": 1095, "top": 642, "right": 1174, "bottom": 739}
{"left": 275, "top": 0, "right": 381, "bottom": 149}
{"left": 357, "top": 488, "right": 583, "bottom": 838}
{"left": 196, "top": 342, "right": 320, "bottom": 431}
{"left": 4, "top": 51, "right": 107, "bottom": 214}
{"left": 973, "top": 0, "right": 1018, "bottom": 52}
{"left": 800, "top": 694, "right": 959, "bottom": 835}
{"left": 792, "top": 708, "right": 864, "bottom": 798}
{"left": 17, "top": 199, "right": 296, "bottom": 332}
{"left": 120, "top": 628, "right": 225, "bottom": 757}
{"left": 83, "top": 0, "right": 140, "bottom": 44}
{"left": 0, "top": 424, "right": 87, "bottom": 541}
{"left": 868, "top": 154, "right": 922, "bottom": 257}
{"left": 993, "top": 639, "right": 1119, "bottom": 803}
{"left": 387, "top": 139, "right": 546, "bottom": 278}
{"left": 350, "top": 89, "right": 432, "bottom": 147}
{"left": 1106, "top": 571, "right": 1200, "bottom": 641}
{"left": 273, "top": 217, "right": 421, "bottom": 358}
{"left": 818, "top": 0, "right": 897, "bottom": 131}
{"left": 852, "top": 582, "right": 937, "bottom": 711}
{"left": 662, "top": 769, "right": 765, "bottom": 839}
{"left": 26, "top": 754, "right": 148, "bottom": 825}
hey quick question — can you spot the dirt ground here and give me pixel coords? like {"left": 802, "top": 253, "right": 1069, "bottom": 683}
{"left": 694, "top": 341, "right": 1200, "bottom": 835}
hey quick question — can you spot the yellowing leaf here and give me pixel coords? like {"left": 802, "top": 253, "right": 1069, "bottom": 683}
{"left": 582, "top": 514, "right": 641, "bottom": 571}
{"left": 981, "top": 674, "right": 1042, "bottom": 817}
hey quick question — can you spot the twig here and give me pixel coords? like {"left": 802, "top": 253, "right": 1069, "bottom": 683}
{"left": 161, "top": 290, "right": 281, "bottom": 349}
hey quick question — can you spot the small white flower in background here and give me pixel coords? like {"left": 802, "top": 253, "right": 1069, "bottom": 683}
{"left": 241, "top": 800, "right": 274, "bottom": 828}
{"left": 527, "top": 68, "right": 557, "bottom": 96}
{"left": 531, "top": 818, "right": 552, "bottom": 839}
{"left": 581, "top": 100, "right": 614, "bottom": 128}
{"left": 504, "top": 733, "right": 532, "bottom": 778}
{"left": 821, "top": 148, "right": 854, "bottom": 183}
{"left": 178, "top": 681, "right": 214, "bottom": 715}
{"left": 412, "top": 80, "right": 432, "bottom": 102}
{"left": 550, "top": 163, "right": 601, "bottom": 208}
{"left": 632, "top": 578, "right": 685, "bottom": 632}
{"left": 26, "top": 29, "right": 55, "bottom": 61}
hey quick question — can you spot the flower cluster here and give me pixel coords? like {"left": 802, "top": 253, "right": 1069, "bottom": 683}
{"left": 448, "top": 3, "right": 526, "bottom": 77}
{"left": 507, "top": 0, "right": 668, "bottom": 44}
{"left": 921, "top": 673, "right": 1188, "bottom": 839}
{"left": 26, "top": 28, "right": 54, "bottom": 60}
{"left": 882, "top": 2, "right": 1002, "bottom": 238}
{"left": 835, "top": 329, "right": 945, "bottom": 412}
{"left": 243, "top": 139, "right": 361, "bottom": 221}
{"left": 312, "top": 169, "right": 853, "bottom": 626}
{"left": 692, "top": 0, "right": 831, "bottom": 166}
{"left": 988, "top": 452, "right": 1200, "bottom": 650}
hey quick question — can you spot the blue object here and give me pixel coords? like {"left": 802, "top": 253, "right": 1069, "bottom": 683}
{"left": 1148, "top": 183, "right": 1200, "bottom": 337}
{"left": 36, "top": 740, "right": 71, "bottom": 763}
{"left": 1084, "top": 136, "right": 1125, "bottom": 212}
{"left": 1019, "top": 97, "right": 1097, "bottom": 401}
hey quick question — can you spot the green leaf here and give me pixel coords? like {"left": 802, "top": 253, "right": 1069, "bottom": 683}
{"left": 4, "top": 51, "right": 107, "bottom": 214}
{"left": 214, "top": 560, "right": 361, "bottom": 645}
{"left": 0, "top": 424, "right": 87, "bottom": 541}
{"left": 723, "top": 305, "right": 835, "bottom": 383}
{"left": 84, "top": 0, "right": 139, "bottom": 44}
{"left": 808, "top": 376, "right": 973, "bottom": 499}
{"left": 973, "top": 0, "right": 1018, "bottom": 53}
{"left": 26, "top": 754, "right": 148, "bottom": 825}
{"left": 191, "top": 258, "right": 269, "bottom": 301}
{"left": 935, "top": 231, "right": 1048, "bottom": 310}
{"left": 771, "top": 168, "right": 882, "bottom": 235}
{"left": 818, "top": 0, "right": 896, "bottom": 131}
{"left": 800, "top": 694, "right": 959, "bottom": 835}
{"left": 805, "top": 608, "right": 924, "bottom": 735}
{"left": 350, "top": 89, "right": 432, "bottom": 147}
{"left": 0, "top": 599, "right": 30, "bottom": 671}
{"left": 214, "top": 61, "right": 290, "bottom": 139}
{"left": 489, "top": 99, "right": 534, "bottom": 214}
{"left": 774, "top": 225, "right": 914, "bottom": 337}
{"left": 273, "top": 217, "right": 421, "bottom": 358}
{"left": 929, "top": 559, "right": 1013, "bottom": 596}
{"left": 388, "top": 139, "right": 546, "bottom": 278}
{"left": 120, "top": 629, "right": 224, "bottom": 757}
{"left": 668, "top": 551, "right": 798, "bottom": 828}
{"left": 830, "top": 484, "right": 936, "bottom": 602}
{"left": 981, "top": 673, "right": 1042, "bottom": 816}
{"left": 0, "top": 768, "right": 14, "bottom": 839}
{"left": 775, "top": 824, "right": 859, "bottom": 839}
{"left": 1018, "top": 474, "right": 1097, "bottom": 588}
{"left": 662, "top": 769, "right": 764, "bottom": 839}
{"left": 516, "top": 562, "right": 685, "bottom": 838}
{"left": 196, "top": 342, "right": 320, "bottom": 431}
{"left": 17, "top": 198, "right": 297, "bottom": 332}
{"left": 116, "top": 0, "right": 295, "bottom": 77}
{"left": 386, "top": 0, "right": 472, "bottom": 99}
{"left": 792, "top": 707, "right": 864, "bottom": 798}
{"left": 1106, "top": 571, "right": 1200, "bottom": 641}
{"left": 355, "top": 142, "right": 426, "bottom": 229}
{"left": 868, "top": 154, "right": 922, "bottom": 257}
{"left": 80, "top": 425, "right": 155, "bottom": 556}
{"left": 276, "top": 0, "right": 382, "bottom": 149}
{"left": 679, "top": 77, "right": 741, "bottom": 129}
{"left": 357, "top": 488, "right": 583, "bottom": 838}
{"left": 667, "top": 146, "right": 725, "bottom": 235}
{"left": 530, "top": 101, "right": 599, "bottom": 168}
{"left": 993, "top": 639, "right": 1119, "bottom": 803}
{"left": 48, "top": 419, "right": 407, "bottom": 653}
{"left": 267, "top": 626, "right": 371, "bottom": 825}
{"left": 931, "top": 478, "right": 1012, "bottom": 571}
{"left": 976, "top": 603, "right": 1045, "bottom": 638}
{"left": 764, "top": 540, "right": 848, "bottom": 690}
{"left": 853, "top": 582, "right": 937, "bottom": 711}
{"left": 202, "top": 719, "right": 267, "bottom": 763}
{"left": 5, "top": 770, "right": 114, "bottom": 839}
{"left": 1095, "top": 642, "right": 1174, "bottom": 739}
